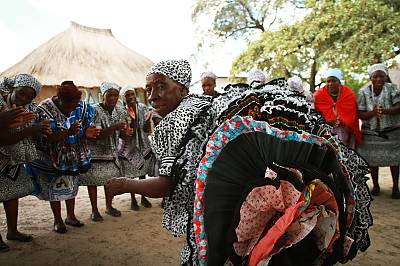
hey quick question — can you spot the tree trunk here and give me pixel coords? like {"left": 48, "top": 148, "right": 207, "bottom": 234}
{"left": 309, "top": 59, "right": 317, "bottom": 92}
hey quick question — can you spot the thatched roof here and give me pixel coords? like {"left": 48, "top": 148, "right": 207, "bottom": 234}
{"left": 1, "top": 21, "right": 153, "bottom": 87}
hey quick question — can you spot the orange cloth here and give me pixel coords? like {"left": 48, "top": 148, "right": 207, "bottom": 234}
{"left": 314, "top": 85, "right": 361, "bottom": 145}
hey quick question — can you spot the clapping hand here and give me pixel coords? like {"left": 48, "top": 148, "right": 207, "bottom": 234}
{"left": 68, "top": 121, "right": 81, "bottom": 135}
{"left": 85, "top": 125, "right": 101, "bottom": 139}
{"left": 1, "top": 104, "right": 37, "bottom": 128}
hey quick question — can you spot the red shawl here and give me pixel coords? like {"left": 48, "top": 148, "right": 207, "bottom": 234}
{"left": 314, "top": 85, "right": 361, "bottom": 146}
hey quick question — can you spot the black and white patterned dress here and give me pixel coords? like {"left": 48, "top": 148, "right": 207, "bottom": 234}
{"left": 150, "top": 94, "right": 212, "bottom": 264}
{"left": 80, "top": 103, "right": 127, "bottom": 186}
{"left": 0, "top": 95, "right": 36, "bottom": 201}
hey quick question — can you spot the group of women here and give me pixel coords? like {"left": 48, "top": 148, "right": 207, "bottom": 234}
{"left": 1, "top": 59, "right": 397, "bottom": 265}
{"left": 314, "top": 64, "right": 400, "bottom": 199}
{"left": 0, "top": 77, "right": 156, "bottom": 251}
{"left": 105, "top": 59, "right": 384, "bottom": 265}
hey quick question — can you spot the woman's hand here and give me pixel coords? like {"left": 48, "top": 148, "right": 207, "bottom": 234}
{"left": 85, "top": 125, "right": 101, "bottom": 139}
{"left": 112, "top": 121, "right": 127, "bottom": 131}
{"left": 106, "top": 177, "right": 129, "bottom": 198}
{"left": 68, "top": 121, "right": 81, "bottom": 135}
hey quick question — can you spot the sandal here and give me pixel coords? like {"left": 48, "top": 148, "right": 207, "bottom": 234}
{"left": 141, "top": 197, "right": 152, "bottom": 208}
{"left": 65, "top": 219, "right": 85, "bottom": 227}
{"left": 105, "top": 207, "right": 122, "bottom": 217}
{"left": 371, "top": 186, "right": 380, "bottom": 196}
{"left": 90, "top": 212, "right": 104, "bottom": 222}
{"left": 6, "top": 232, "right": 33, "bottom": 242}
{"left": 392, "top": 190, "right": 400, "bottom": 199}
{"left": 53, "top": 223, "right": 67, "bottom": 234}
{"left": 0, "top": 241, "right": 10, "bottom": 252}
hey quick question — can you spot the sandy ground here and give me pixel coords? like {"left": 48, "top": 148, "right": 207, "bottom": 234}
{"left": 1, "top": 168, "right": 399, "bottom": 266}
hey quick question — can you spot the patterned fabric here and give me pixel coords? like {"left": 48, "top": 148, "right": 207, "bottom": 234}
{"left": 13, "top": 74, "right": 42, "bottom": 96}
{"left": 99, "top": 81, "right": 120, "bottom": 95}
{"left": 0, "top": 77, "right": 14, "bottom": 93}
{"left": 118, "top": 103, "right": 156, "bottom": 177}
{"left": 0, "top": 95, "right": 40, "bottom": 180}
{"left": 0, "top": 166, "right": 34, "bottom": 202}
{"left": 357, "top": 83, "right": 400, "bottom": 131}
{"left": 150, "top": 94, "right": 212, "bottom": 264}
{"left": 247, "top": 69, "right": 266, "bottom": 88}
{"left": 146, "top": 59, "right": 192, "bottom": 88}
{"left": 36, "top": 98, "right": 94, "bottom": 174}
{"left": 194, "top": 116, "right": 331, "bottom": 265}
{"left": 80, "top": 103, "right": 127, "bottom": 186}
{"left": 287, "top": 76, "right": 303, "bottom": 93}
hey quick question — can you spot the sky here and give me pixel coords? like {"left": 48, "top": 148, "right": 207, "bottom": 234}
{"left": 0, "top": 0, "right": 249, "bottom": 88}
{"left": 0, "top": 0, "right": 308, "bottom": 94}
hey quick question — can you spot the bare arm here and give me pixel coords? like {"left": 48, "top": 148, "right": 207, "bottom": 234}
{"left": 106, "top": 175, "right": 174, "bottom": 198}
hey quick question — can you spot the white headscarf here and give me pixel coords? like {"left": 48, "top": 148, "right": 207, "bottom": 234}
{"left": 368, "top": 63, "right": 388, "bottom": 77}
{"left": 247, "top": 69, "right": 267, "bottom": 88}
{"left": 324, "top": 68, "right": 343, "bottom": 82}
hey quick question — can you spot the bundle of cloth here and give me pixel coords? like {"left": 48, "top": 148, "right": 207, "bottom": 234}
{"left": 193, "top": 80, "right": 372, "bottom": 265}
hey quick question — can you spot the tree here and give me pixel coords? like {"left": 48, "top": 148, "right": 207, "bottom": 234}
{"left": 231, "top": 0, "right": 400, "bottom": 91}
{"left": 192, "top": 0, "right": 289, "bottom": 39}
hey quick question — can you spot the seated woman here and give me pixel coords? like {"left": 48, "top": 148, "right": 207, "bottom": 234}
{"left": 28, "top": 81, "right": 99, "bottom": 233}
{"left": 357, "top": 63, "right": 400, "bottom": 199}
{"left": 106, "top": 60, "right": 372, "bottom": 265}
{"left": 0, "top": 74, "right": 50, "bottom": 251}
{"left": 314, "top": 68, "right": 361, "bottom": 148}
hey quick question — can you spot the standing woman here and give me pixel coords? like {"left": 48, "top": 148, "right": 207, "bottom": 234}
{"left": 118, "top": 86, "right": 154, "bottom": 210}
{"left": 314, "top": 68, "right": 361, "bottom": 148}
{"left": 80, "top": 82, "right": 127, "bottom": 221}
{"left": 201, "top": 72, "right": 219, "bottom": 97}
{"left": 29, "top": 80, "right": 98, "bottom": 233}
{"left": 357, "top": 64, "right": 400, "bottom": 198}
{"left": 0, "top": 74, "right": 50, "bottom": 250}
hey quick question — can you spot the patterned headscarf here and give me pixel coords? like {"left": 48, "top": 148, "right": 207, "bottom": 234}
{"left": 247, "top": 69, "right": 267, "bottom": 87}
{"left": 100, "top": 81, "right": 121, "bottom": 95}
{"left": 287, "top": 76, "right": 304, "bottom": 93}
{"left": 1, "top": 74, "right": 42, "bottom": 96}
{"left": 368, "top": 63, "right": 388, "bottom": 77}
{"left": 120, "top": 86, "right": 135, "bottom": 97}
{"left": 324, "top": 68, "right": 343, "bottom": 82}
{"left": 0, "top": 76, "right": 14, "bottom": 93}
{"left": 201, "top": 71, "right": 217, "bottom": 81}
{"left": 146, "top": 59, "right": 192, "bottom": 89}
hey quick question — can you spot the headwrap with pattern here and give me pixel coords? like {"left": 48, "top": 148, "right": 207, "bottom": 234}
{"left": 200, "top": 71, "right": 217, "bottom": 81}
{"left": 100, "top": 81, "right": 121, "bottom": 95}
{"left": 247, "top": 69, "right": 267, "bottom": 87}
{"left": 120, "top": 86, "right": 135, "bottom": 98}
{"left": 146, "top": 59, "right": 192, "bottom": 89}
{"left": 0, "top": 74, "right": 42, "bottom": 96}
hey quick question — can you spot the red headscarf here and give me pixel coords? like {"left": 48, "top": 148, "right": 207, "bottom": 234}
{"left": 314, "top": 85, "right": 361, "bottom": 145}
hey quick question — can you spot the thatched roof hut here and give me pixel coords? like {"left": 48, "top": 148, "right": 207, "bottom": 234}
{"left": 1, "top": 21, "right": 153, "bottom": 104}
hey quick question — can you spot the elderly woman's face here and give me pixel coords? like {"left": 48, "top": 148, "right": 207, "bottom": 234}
{"left": 202, "top": 78, "right": 216, "bottom": 96}
{"left": 11, "top": 86, "right": 36, "bottom": 106}
{"left": 124, "top": 90, "right": 137, "bottom": 106}
{"left": 146, "top": 73, "right": 187, "bottom": 117}
{"left": 326, "top": 76, "right": 341, "bottom": 92}
{"left": 370, "top": 70, "right": 386, "bottom": 89}
{"left": 103, "top": 89, "right": 120, "bottom": 108}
